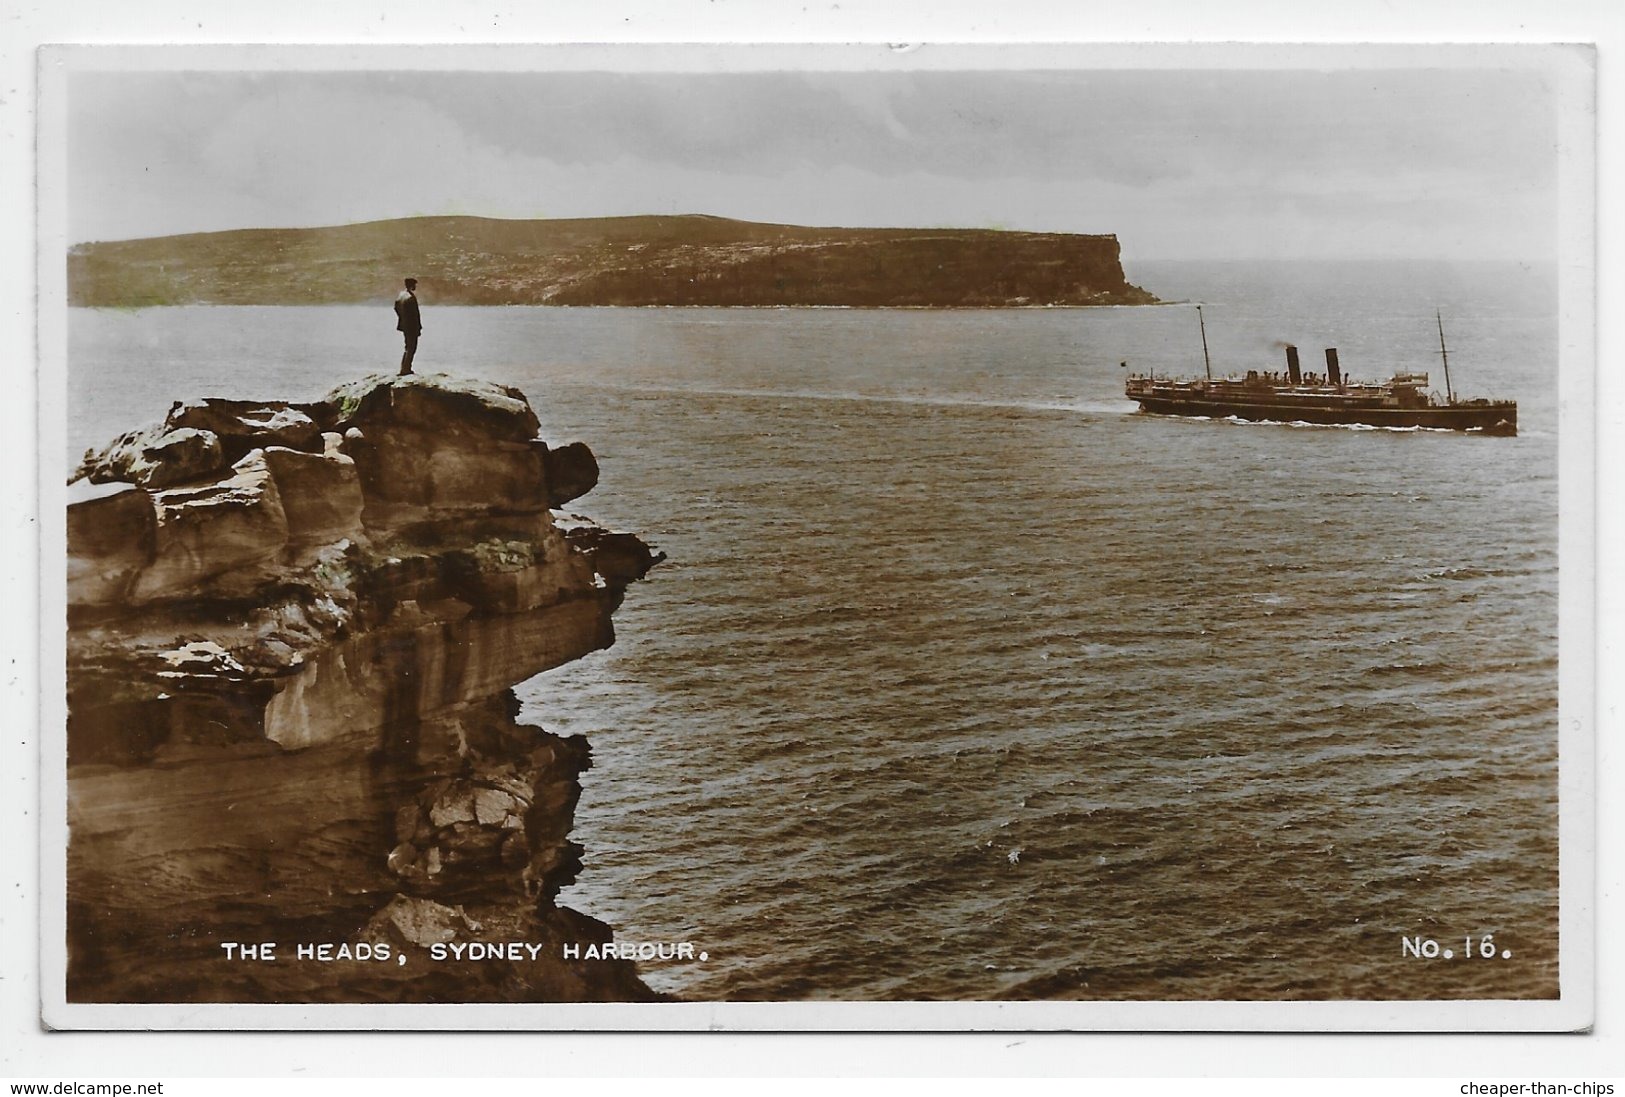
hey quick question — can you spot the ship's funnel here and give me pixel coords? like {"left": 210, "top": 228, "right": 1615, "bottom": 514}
{"left": 1325, "top": 347, "right": 1341, "bottom": 387}
{"left": 1286, "top": 345, "right": 1301, "bottom": 385}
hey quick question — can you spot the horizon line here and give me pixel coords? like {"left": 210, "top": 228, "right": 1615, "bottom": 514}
{"left": 69, "top": 212, "right": 1556, "bottom": 267}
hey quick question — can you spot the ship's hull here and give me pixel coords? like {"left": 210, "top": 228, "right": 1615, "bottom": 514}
{"left": 1132, "top": 394, "right": 1517, "bottom": 434}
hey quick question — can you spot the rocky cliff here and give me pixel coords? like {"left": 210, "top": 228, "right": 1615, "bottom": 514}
{"left": 68, "top": 214, "right": 1160, "bottom": 308}
{"left": 65, "top": 373, "right": 663, "bottom": 1003}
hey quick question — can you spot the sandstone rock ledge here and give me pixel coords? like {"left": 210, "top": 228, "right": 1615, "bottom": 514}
{"left": 65, "top": 373, "right": 663, "bottom": 1004}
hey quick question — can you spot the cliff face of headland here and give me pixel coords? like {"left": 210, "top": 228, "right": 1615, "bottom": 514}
{"left": 69, "top": 214, "right": 1159, "bottom": 308}
{"left": 66, "top": 373, "right": 663, "bottom": 1003}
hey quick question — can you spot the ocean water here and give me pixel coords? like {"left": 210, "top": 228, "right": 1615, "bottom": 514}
{"left": 66, "top": 259, "right": 1561, "bottom": 1001}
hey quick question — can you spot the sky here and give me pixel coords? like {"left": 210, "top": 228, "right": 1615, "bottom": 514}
{"left": 66, "top": 62, "right": 1563, "bottom": 261}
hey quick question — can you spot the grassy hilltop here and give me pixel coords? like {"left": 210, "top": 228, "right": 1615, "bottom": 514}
{"left": 69, "top": 214, "right": 1159, "bottom": 308}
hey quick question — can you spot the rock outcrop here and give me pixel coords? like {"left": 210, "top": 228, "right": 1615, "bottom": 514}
{"left": 65, "top": 373, "right": 663, "bottom": 1004}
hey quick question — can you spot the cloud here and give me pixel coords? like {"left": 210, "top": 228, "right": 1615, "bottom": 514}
{"left": 66, "top": 65, "right": 1560, "bottom": 260}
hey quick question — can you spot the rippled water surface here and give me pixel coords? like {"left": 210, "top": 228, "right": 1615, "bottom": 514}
{"left": 68, "top": 260, "right": 1561, "bottom": 1001}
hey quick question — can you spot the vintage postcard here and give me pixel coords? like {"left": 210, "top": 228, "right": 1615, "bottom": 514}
{"left": 36, "top": 42, "right": 1596, "bottom": 1031}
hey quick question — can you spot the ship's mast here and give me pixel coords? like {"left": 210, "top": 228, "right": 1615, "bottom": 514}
{"left": 1198, "top": 305, "right": 1213, "bottom": 382}
{"left": 1436, "top": 309, "right": 1454, "bottom": 405}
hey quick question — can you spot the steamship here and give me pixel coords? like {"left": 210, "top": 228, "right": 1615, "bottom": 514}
{"left": 1124, "top": 309, "right": 1517, "bottom": 435}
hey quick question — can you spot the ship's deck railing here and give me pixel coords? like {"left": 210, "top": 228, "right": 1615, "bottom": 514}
{"left": 1127, "top": 377, "right": 1399, "bottom": 393}
{"left": 1127, "top": 371, "right": 1432, "bottom": 391}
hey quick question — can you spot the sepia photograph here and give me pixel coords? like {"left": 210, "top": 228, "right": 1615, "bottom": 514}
{"left": 35, "top": 41, "right": 1596, "bottom": 1032}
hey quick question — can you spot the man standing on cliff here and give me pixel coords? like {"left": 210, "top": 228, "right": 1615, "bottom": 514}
{"left": 394, "top": 277, "right": 422, "bottom": 375}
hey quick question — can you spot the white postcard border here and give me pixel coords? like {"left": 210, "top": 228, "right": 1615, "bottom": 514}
{"left": 34, "top": 40, "right": 1599, "bottom": 1036}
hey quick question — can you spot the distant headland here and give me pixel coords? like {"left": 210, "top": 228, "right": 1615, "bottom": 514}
{"left": 68, "top": 214, "right": 1160, "bottom": 309}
